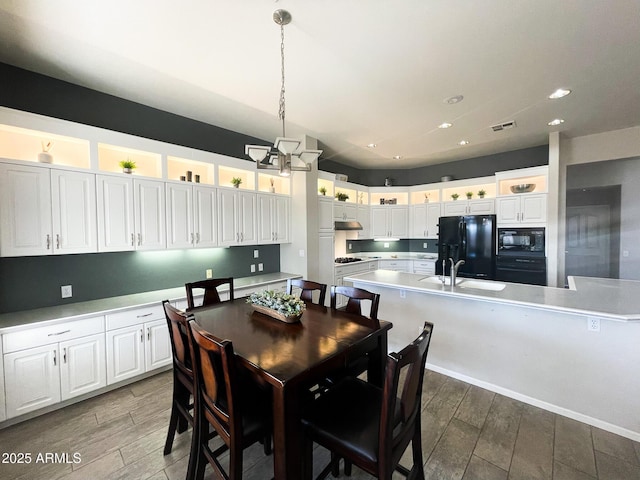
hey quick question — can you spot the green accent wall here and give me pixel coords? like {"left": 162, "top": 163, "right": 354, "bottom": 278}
{"left": 0, "top": 245, "right": 280, "bottom": 314}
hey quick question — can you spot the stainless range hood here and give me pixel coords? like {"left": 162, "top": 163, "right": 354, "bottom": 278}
{"left": 334, "top": 221, "right": 363, "bottom": 231}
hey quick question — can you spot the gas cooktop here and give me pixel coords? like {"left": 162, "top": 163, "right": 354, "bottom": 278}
{"left": 335, "top": 257, "right": 363, "bottom": 263}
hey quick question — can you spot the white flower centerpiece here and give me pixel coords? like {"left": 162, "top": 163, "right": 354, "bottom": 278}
{"left": 247, "top": 290, "right": 306, "bottom": 323}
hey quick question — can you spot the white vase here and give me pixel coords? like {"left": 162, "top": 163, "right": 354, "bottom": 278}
{"left": 38, "top": 152, "right": 53, "bottom": 164}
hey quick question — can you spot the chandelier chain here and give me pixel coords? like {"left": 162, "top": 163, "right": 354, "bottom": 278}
{"left": 278, "top": 22, "right": 286, "bottom": 136}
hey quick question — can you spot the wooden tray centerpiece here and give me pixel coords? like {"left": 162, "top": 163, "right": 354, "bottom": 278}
{"left": 247, "top": 290, "right": 305, "bottom": 324}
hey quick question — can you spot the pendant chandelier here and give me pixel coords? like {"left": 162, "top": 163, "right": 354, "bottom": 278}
{"left": 245, "top": 9, "right": 322, "bottom": 177}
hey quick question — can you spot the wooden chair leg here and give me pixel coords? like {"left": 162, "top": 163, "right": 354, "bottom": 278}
{"left": 330, "top": 453, "right": 341, "bottom": 477}
{"left": 344, "top": 458, "right": 352, "bottom": 476}
{"left": 163, "top": 402, "right": 180, "bottom": 455}
{"left": 303, "top": 435, "right": 313, "bottom": 480}
{"left": 262, "top": 434, "right": 272, "bottom": 456}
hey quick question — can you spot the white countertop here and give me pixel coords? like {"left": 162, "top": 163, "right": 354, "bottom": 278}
{"left": 344, "top": 270, "right": 640, "bottom": 322}
{"left": 0, "top": 272, "right": 301, "bottom": 332}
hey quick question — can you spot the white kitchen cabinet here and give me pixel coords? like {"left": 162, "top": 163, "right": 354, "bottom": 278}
{"left": 105, "top": 305, "right": 171, "bottom": 385}
{"left": 257, "top": 194, "right": 290, "bottom": 244}
{"left": 411, "top": 203, "right": 441, "bottom": 238}
{"left": 356, "top": 205, "right": 370, "bottom": 239}
{"left": 413, "top": 259, "right": 436, "bottom": 275}
{"left": 378, "top": 259, "right": 412, "bottom": 272}
{"left": 318, "top": 196, "right": 335, "bottom": 233}
{"left": 217, "top": 188, "right": 256, "bottom": 246}
{"left": 334, "top": 201, "right": 357, "bottom": 221}
{"left": 371, "top": 206, "right": 409, "bottom": 239}
{"left": 3, "top": 316, "right": 106, "bottom": 418}
{"left": 166, "top": 182, "right": 217, "bottom": 249}
{"left": 334, "top": 261, "right": 376, "bottom": 309}
{"left": 443, "top": 198, "right": 494, "bottom": 217}
{"left": 496, "top": 194, "right": 547, "bottom": 225}
{"left": 0, "top": 163, "right": 97, "bottom": 257}
{"left": 97, "top": 175, "right": 166, "bottom": 252}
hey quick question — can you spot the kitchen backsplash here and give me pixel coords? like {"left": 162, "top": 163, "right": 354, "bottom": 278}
{"left": 345, "top": 239, "right": 438, "bottom": 254}
{"left": 0, "top": 245, "right": 280, "bottom": 314}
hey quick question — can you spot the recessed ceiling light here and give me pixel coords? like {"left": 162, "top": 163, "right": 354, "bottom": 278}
{"left": 548, "top": 88, "right": 571, "bottom": 99}
{"left": 438, "top": 122, "right": 453, "bottom": 129}
{"left": 366, "top": 143, "right": 377, "bottom": 148}
{"left": 444, "top": 95, "right": 464, "bottom": 105}
{"left": 548, "top": 118, "right": 565, "bottom": 126}
{"left": 458, "top": 140, "right": 469, "bottom": 146}
{"left": 393, "top": 155, "right": 402, "bottom": 160}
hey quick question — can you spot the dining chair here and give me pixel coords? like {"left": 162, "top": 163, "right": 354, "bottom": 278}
{"left": 330, "top": 285, "right": 380, "bottom": 329}
{"left": 162, "top": 301, "right": 197, "bottom": 466}
{"left": 187, "top": 319, "right": 272, "bottom": 480}
{"left": 301, "top": 322, "right": 434, "bottom": 480}
{"left": 287, "top": 279, "right": 328, "bottom": 306}
{"left": 185, "top": 277, "right": 234, "bottom": 310}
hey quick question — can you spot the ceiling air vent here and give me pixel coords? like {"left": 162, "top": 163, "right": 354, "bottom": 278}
{"left": 491, "top": 121, "right": 517, "bottom": 132}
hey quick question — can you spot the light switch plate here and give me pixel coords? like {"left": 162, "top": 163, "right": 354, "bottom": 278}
{"left": 250, "top": 264, "right": 256, "bottom": 273}
{"left": 206, "top": 269, "right": 213, "bottom": 279}
{"left": 254, "top": 249, "right": 259, "bottom": 258}
{"left": 258, "top": 263, "right": 264, "bottom": 272}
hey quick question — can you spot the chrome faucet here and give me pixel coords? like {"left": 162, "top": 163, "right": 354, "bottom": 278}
{"left": 449, "top": 258, "right": 465, "bottom": 286}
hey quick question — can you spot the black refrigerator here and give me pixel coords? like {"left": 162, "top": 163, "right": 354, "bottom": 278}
{"left": 435, "top": 214, "right": 497, "bottom": 279}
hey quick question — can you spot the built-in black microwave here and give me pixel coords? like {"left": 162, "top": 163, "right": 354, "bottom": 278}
{"left": 498, "top": 228, "right": 545, "bottom": 256}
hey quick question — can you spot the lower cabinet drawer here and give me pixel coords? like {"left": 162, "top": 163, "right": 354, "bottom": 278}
{"left": 106, "top": 304, "right": 164, "bottom": 330}
{"left": 3, "top": 316, "right": 105, "bottom": 354}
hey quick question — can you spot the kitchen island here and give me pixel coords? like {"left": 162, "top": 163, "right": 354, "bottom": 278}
{"left": 344, "top": 270, "right": 640, "bottom": 441}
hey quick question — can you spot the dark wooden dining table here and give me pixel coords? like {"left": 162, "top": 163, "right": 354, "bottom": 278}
{"left": 190, "top": 297, "right": 392, "bottom": 480}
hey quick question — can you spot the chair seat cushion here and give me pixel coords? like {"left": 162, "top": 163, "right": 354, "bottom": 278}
{"left": 302, "top": 377, "right": 399, "bottom": 464}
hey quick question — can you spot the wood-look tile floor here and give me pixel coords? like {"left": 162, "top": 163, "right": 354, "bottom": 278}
{"left": 1, "top": 369, "right": 639, "bottom": 480}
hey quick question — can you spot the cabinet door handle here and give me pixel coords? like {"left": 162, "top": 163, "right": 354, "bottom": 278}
{"left": 240, "top": 232, "right": 244, "bottom": 242}
{"left": 46, "top": 234, "right": 51, "bottom": 250}
{"left": 147, "top": 327, "right": 150, "bottom": 341}
{"left": 56, "top": 234, "right": 60, "bottom": 249}
{"left": 196, "top": 232, "right": 200, "bottom": 244}
{"left": 140, "top": 329, "right": 144, "bottom": 343}
{"left": 236, "top": 232, "right": 239, "bottom": 242}
{"left": 53, "top": 349, "right": 57, "bottom": 366}
{"left": 137, "top": 233, "right": 142, "bottom": 246}
{"left": 48, "top": 330, "right": 71, "bottom": 336}
{"left": 131, "top": 233, "right": 135, "bottom": 246}
{"left": 63, "top": 347, "right": 67, "bottom": 364}
{"left": 136, "top": 312, "right": 153, "bottom": 318}
{"left": 191, "top": 232, "right": 194, "bottom": 245}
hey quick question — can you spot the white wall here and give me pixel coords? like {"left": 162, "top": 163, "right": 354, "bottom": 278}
{"left": 558, "top": 126, "right": 640, "bottom": 282}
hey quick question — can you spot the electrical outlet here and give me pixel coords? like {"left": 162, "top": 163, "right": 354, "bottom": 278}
{"left": 258, "top": 263, "right": 264, "bottom": 272}
{"left": 423, "top": 242, "right": 428, "bottom": 248}
{"left": 400, "top": 290, "right": 406, "bottom": 299}
{"left": 384, "top": 242, "right": 390, "bottom": 248}
{"left": 250, "top": 264, "right": 256, "bottom": 273}
{"left": 61, "top": 285, "right": 73, "bottom": 298}
{"left": 253, "top": 249, "right": 259, "bottom": 258}
{"left": 206, "top": 269, "right": 213, "bottom": 279}
{"left": 348, "top": 243, "right": 352, "bottom": 250}
{"left": 587, "top": 316, "right": 600, "bottom": 332}
{"left": 299, "top": 249, "right": 305, "bottom": 257}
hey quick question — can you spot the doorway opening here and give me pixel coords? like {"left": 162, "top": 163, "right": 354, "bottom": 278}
{"left": 565, "top": 185, "right": 620, "bottom": 284}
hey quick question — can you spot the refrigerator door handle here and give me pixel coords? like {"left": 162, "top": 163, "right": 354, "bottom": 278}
{"left": 459, "top": 221, "right": 467, "bottom": 258}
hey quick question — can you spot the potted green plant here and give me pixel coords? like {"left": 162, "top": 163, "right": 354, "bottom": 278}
{"left": 478, "top": 189, "right": 486, "bottom": 198}
{"left": 119, "top": 159, "right": 136, "bottom": 174}
{"left": 451, "top": 193, "right": 459, "bottom": 201}
{"left": 466, "top": 191, "right": 473, "bottom": 199}
{"left": 335, "top": 192, "right": 349, "bottom": 202}
{"left": 231, "top": 177, "right": 242, "bottom": 188}
{"left": 319, "top": 186, "right": 327, "bottom": 196}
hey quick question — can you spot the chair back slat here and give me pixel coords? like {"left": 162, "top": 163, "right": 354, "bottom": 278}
{"left": 330, "top": 285, "right": 380, "bottom": 329}
{"left": 188, "top": 320, "right": 241, "bottom": 442}
{"left": 185, "top": 277, "right": 234, "bottom": 310}
{"left": 379, "top": 322, "right": 433, "bottom": 465}
{"left": 162, "top": 300, "right": 193, "bottom": 376}
{"left": 287, "top": 279, "right": 327, "bottom": 306}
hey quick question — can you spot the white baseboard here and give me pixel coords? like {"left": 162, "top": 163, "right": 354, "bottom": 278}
{"left": 426, "top": 362, "right": 640, "bottom": 443}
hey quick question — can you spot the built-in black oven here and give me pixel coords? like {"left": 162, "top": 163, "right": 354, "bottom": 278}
{"left": 496, "top": 228, "right": 546, "bottom": 286}
{"left": 498, "top": 228, "right": 545, "bottom": 256}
